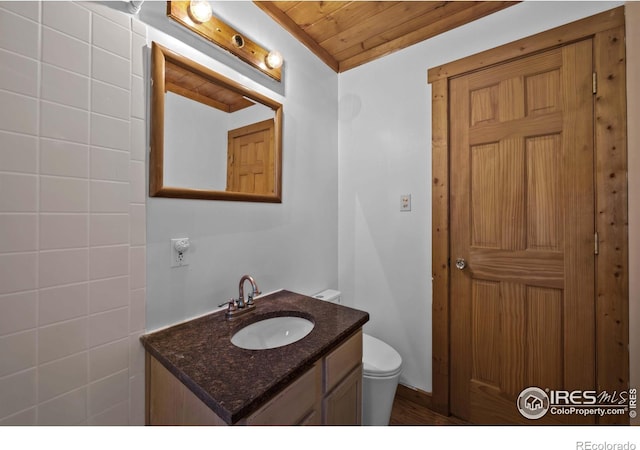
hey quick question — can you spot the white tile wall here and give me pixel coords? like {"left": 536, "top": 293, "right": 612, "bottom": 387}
{"left": 0, "top": 8, "right": 39, "bottom": 58}
{"left": 38, "top": 317, "right": 87, "bottom": 364}
{"left": 0, "top": 369, "right": 37, "bottom": 418}
{"left": 89, "top": 213, "right": 129, "bottom": 246}
{"left": 0, "top": 407, "right": 36, "bottom": 426}
{"left": 0, "top": 253, "right": 38, "bottom": 294}
{"left": 90, "top": 114, "right": 130, "bottom": 151}
{"left": 40, "top": 214, "right": 88, "bottom": 250}
{"left": 92, "top": 47, "right": 130, "bottom": 90}
{"left": 40, "top": 139, "right": 89, "bottom": 178}
{"left": 0, "top": 132, "right": 38, "bottom": 173}
{"left": 90, "top": 147, "right": 130, "bottom": 182}
{"left": 90, "top": 180, "right": 130, "bottom": 213}
{"left": 89, "top": 338, "right": 128, "bottom": 382}
{"left": 0, "top": 330, "right": 37, "bottom": 377}
{"left": 0, "top": 91, "right": 38, "bottom": 135}
{"left": 0, "top": 1, "right": 147, "bottom": 425}
{"left": 0, "top": 1, "right": 38, "bottom": 21}
{"left": 0, "top": 49, "right": 38, "bottom": 96}
{"left": 91, "top": 81, "right": 130, "bottom": 121}
{"left": 40, "top": 101, "right": 89, "bottom": 143}
{"left": 37, "top": 386, "right": 86, "bottom": 425}
{"left": 38, "top": 283, "right": 88, "bottom": 326}
{"left": 0, "top": 291, "right": 37, "bottom": 334}
{"left": 41, "top": 27, "right": 90, "bottom": 75}
{"left": 41, "top": 64, "right": 90, "bottom": 110}
{"left": 89, "top": 276, "right": 128, "bottom": 314}
{"left": 38, "top": 352, "right": 88, "bottom": 402}
{"left": 0, "top": 214, "right": 38, "bottom": 252}
{"left": 38, "top": 248, "right": 89, "bottom": 288}
{"left": 42, "top": 1, "right": 90, "bottom": 42}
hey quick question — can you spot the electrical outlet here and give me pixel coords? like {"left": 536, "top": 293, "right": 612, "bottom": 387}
{"left": 400, "top": 194, "right": 411, "bottom": 212}
{"left": 171, "top": 238, "right": 190, "bottom": 267}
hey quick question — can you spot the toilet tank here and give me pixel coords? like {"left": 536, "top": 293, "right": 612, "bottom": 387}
{"left": 313, "top": 289, "right": 341, "bottom": 304}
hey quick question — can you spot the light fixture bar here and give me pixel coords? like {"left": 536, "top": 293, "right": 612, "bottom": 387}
{"left": 167, "top": 1, "right": 282, "bottom": 82}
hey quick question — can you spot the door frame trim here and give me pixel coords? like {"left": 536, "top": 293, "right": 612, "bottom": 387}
{"left": 428, "top": 6, "right": 629, "bottom": 423}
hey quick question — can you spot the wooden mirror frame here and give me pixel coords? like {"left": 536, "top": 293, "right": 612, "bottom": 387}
{"left": 150, "top": 42, "right": 283, "bottom": 202}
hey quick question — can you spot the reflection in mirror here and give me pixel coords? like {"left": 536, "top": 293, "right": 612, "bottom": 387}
{"left": 150, "top": 42, "right": 283, "bottom": 202}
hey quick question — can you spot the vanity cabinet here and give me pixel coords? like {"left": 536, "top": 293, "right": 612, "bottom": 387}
{"left": 323, "top": 327, "right": 363, "bottom": 425}
{"left": 147, "top": 356, "right": 227, "bottom": 426}
{"left": 242, "top": 362, "right": 322, "bottom": 425}
{"left": 146, "top": 329, "right": 363, "bottom": 426}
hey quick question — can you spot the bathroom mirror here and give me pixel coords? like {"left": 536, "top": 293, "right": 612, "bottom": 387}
{"left": 150, "top": 42, "right": 283, "bottom": 202}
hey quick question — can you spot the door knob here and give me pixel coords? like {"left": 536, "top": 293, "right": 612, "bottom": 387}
{"left": 455, "top": 258, "right": 467, "bottom": 270}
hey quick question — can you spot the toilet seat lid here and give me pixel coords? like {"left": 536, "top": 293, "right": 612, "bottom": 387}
{"left": 362, "top": 333, "right": 402, "bottom": 377}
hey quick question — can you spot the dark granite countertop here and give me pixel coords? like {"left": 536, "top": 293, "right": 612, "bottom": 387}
{"left": 140, "top": 290, "right": 369, "bottom": 425}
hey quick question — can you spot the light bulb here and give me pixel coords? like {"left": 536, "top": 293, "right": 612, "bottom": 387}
{"left": 189, "top": 0, "right": 212, "bottom": 24}
{"left": 265, "top": 50, "right": 283, "bottom": 70}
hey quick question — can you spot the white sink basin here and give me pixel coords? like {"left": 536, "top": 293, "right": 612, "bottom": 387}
{"left": 231, "top": 316, "right": 314, "bottom": 350}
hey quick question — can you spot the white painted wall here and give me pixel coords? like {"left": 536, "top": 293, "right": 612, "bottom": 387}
{"left": 338, "top": 1, "right": 625, "bottom": 392}
{"left": 145, "top": 1, "right": 339, "bottom": 330}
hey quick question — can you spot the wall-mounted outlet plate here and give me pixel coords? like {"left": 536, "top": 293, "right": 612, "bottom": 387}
{"left": 400, "top": 194, "right": 411, "bottom": 212}
{"left": 171, "top": 238, "right": 190, "bottom": 267}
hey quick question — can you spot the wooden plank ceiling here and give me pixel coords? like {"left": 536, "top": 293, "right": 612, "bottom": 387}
{"left": 254, "top": 1, "right": 518, "bottom": 73}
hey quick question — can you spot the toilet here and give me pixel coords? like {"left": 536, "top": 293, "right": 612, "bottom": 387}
{"left": 313, "top": 290, "right": 403, "bottom": 426}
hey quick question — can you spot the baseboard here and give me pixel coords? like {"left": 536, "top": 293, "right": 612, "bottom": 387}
{"left": 396, "top": 384, "right": 432, "bottom": 409}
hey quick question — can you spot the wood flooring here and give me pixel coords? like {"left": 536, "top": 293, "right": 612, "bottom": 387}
{"left": 389, "top": 395, "right": 467, "bottom": 426}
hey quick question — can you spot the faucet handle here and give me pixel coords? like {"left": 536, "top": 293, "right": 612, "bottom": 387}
{"left": 226, "top": 299, "right": 238, "bottom": 312}
{"left": 218, "top": 299, "right": 235, "bottom": 308}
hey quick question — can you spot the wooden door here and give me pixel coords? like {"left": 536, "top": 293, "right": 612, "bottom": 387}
{"left": 449, "top": 39, "right": 595, "bottom": 424}
{"left": 227, "top": 119, "right": 275, "bottom": 194}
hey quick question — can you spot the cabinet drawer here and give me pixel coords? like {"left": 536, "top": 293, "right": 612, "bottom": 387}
{"left": 324, "top": 330, "right": 362, "bottom": 393}
{"left": 245, "top": 362, "right": 321, "bottom": 425}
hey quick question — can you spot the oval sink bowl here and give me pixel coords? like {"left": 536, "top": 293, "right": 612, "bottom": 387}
{"left": 231, "top": 316, "right": 314, "bottom": 350}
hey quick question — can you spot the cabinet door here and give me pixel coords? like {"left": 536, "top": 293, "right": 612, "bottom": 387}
{"left": 245, "top": 363, "right": 321, "bottom": 425}
{"left": 323, "top": 364, "right": 362, "bottom": 425}
{"left": 299, "top": 409, "right": 322, "bottom": 425}
{"left": 324, "top": 330, "right": 362, "bottom": 393}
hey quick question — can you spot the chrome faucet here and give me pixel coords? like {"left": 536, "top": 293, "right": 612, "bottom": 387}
{"left": 224, "top": 275, "right": 261, "bottom": 319}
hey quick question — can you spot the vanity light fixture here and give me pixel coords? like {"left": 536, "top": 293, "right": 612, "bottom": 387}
{"left": 167, "top": 1, "right": 283, "bottom": 82}
{"left": 265, "top": 50, "right": 283, "bottom": 70}
{"left": 187, "top": 0, "right": 212, "bottom": 24}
